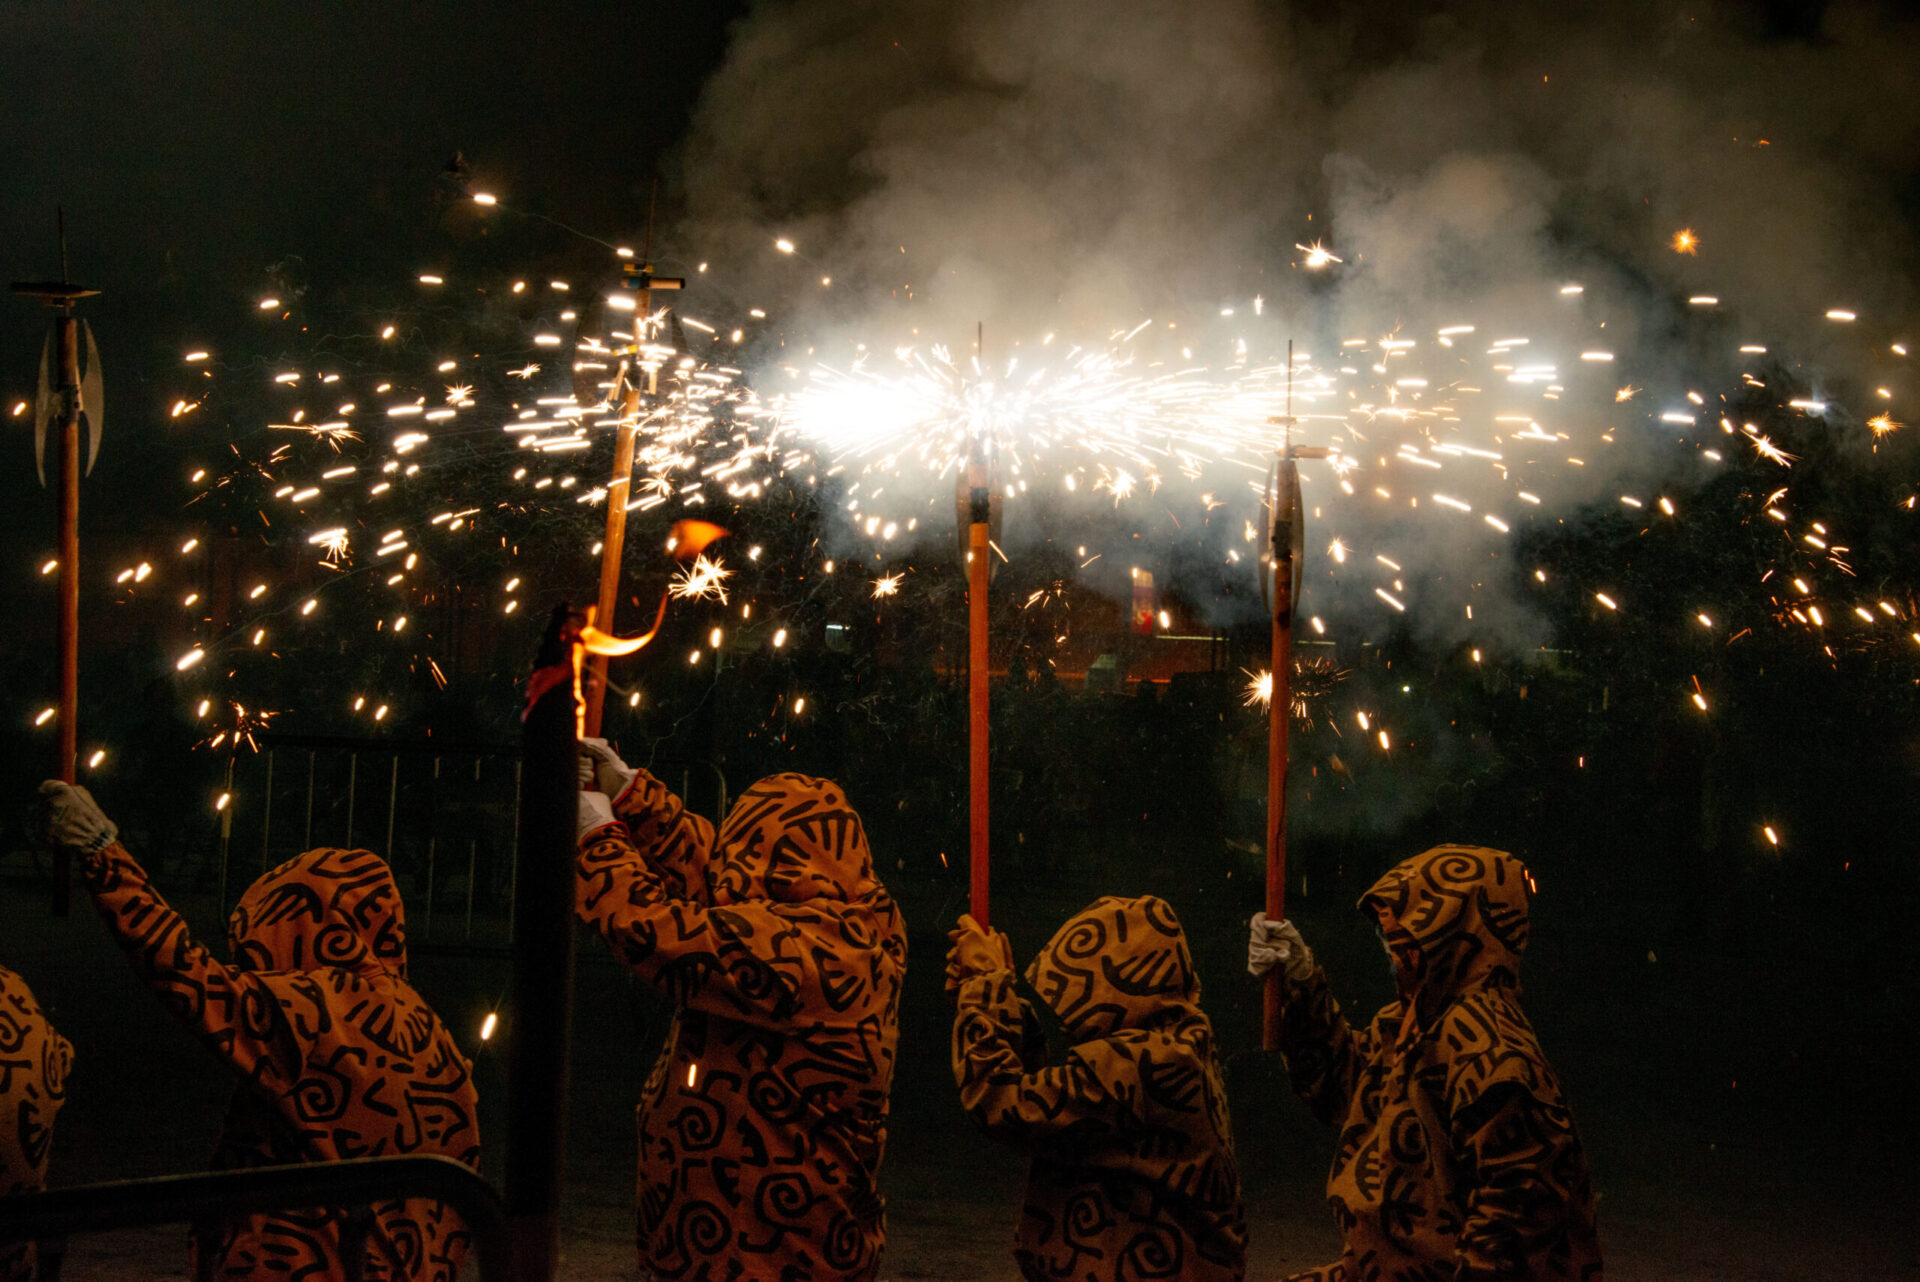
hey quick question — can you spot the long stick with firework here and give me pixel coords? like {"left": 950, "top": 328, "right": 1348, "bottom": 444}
{"left": 957, "top": 324, "right": 1001, "bottom": 925}
{"left": 582, "top": 244, "right": 684, "bottom": 738}
{"left": 13, "top": 213, "right": 103, "bottom": 917}
{"left": 1263, "top": 351, "right": 1328, "bottom": 1051}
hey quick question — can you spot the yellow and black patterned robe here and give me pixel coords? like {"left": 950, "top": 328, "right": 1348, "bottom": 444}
{"left": 1276, "top": 845, "right": 1602, "bottom": 1282}
{"left": 82, "top": 843, "right": 481, "bottom": 1281}
{"left": 953, "top": 895, "right": 1248, "bottom": 1282}
{"left": 577, "top": 770, "right": 907, "bottom": 1282}
{"left": 0, "top": 966, "right": 71, "bottom": 1282}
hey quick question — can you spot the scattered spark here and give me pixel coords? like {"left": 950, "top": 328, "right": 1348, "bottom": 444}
{"left": 671, "top": 554, "right": 733, "bottom": 604}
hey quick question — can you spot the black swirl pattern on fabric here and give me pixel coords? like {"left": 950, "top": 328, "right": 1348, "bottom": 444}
{"left": 80, "top": 843, "right": 480, "bottom": 1281}
{"left": 953, "top": 898, "right": 1248, "bottom": 1282}
{"left": 579, "top": 770, "right": 904, "bottom": 1281}
{"left": 1275, "top": 846, "right": 1603, "bottom": 1282}
{"left": 0, "top": 967, "right": 71, "bottom": 1282}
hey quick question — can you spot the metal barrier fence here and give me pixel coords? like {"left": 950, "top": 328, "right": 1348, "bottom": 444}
{"left": 0, "top": 1155, "right": 506, "bottom": 1282}
{"left": 215, "top": 735, "right": 726, "bottom": 946}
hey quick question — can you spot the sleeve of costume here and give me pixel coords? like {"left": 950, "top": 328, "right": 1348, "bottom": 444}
{"left": 610, "top": 767, "right": 717, "bottom": 905}
{"left": 1450, "top": 1082, "right": 1595, "bottom": 1279}
{"left": 1273, "top": 964, "right": 1367, "bottom": 1126}
{"left": 79, "top": 841, "right": 319, "bottom": 1089}
{"left": 950, "top": 970, "right": 1141, "bottom": 1148}
{"left": 0, "top": 967, "right": 71, "bottom": 1197}
{"left": 576, "top": 824, "right": 826, "bottom": 1023}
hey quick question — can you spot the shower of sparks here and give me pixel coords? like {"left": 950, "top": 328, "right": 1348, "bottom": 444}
{"left": 1671, "top": 228, "right": 1700, "bottom": 255}
{"left": 41, "top": 202, "right": 1909, "bottom": 779}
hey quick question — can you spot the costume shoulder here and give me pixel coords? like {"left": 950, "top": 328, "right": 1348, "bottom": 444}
{"left": 1437, "top": 987, "right": 1566, "bottom": 1110}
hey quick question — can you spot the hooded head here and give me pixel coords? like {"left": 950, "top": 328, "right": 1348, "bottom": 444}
{"left": 228, "top": 848, "right": 408, "bottom": 980}
{"left": 711, "top": 774, "right": 883, "bottom": 907}
{"left": 1024, "top": 895, "right": 1200, "bottom": 1043}
{"left": 1360, "top": 844, "right": 1529, "bottom": 1010}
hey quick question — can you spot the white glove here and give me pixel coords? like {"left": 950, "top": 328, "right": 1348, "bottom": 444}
{"left": 578, "top": 737, "right": 637, "bottom": 802}
{"left": 39, "top": 780, "right": 118, "bottom": 855}
{"left": 1248, "top": 912, "right": 1314, "bottom": 982}
{"left": 578, "top": 790, "right": 623, "bottom": 843}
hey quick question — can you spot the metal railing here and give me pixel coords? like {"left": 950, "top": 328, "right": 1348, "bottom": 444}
{"left": 0, "top": 1155, "right": 506, "bottom": 1282}
{"left": 213, "top": 735, "right": 727, "bottom": 945}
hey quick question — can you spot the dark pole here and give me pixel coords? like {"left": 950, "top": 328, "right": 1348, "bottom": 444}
{"left": 504, "top": 607, "right": 580, "bottom": 1281}
{"left": 52, "top": 307, "right": 80, "bottom": 913}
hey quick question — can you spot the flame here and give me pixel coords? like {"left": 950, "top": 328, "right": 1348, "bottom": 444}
{"left": 667, "top": 519, "right": 729, "bottom": 560}
{"left": 581, "top": 593, "right": 673, "bottom": 657}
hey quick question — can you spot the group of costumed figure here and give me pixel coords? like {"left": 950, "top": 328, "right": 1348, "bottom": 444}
{"left": 14, "top": 732, "right": 1602, "bottom": 1282}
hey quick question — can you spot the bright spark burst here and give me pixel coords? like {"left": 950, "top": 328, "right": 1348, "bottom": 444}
{"left": 670, "top": 554, "right": 733, "bottom": 604}
{"left": 1671, "top": 228, "right": 1700, "bottom": 255}
{"left": 1296, "top": 241, "right": 1343, "bottom": 269}
{"left": 872, "top": 573, "right": 903, "bottom": 598}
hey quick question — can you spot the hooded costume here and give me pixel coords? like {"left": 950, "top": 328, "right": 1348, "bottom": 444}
{"left": 1276, "top": 845, "right": 1601, "bottom": 1282}
{"left": 577, "top": 770, "right": 907, "bottom": 1281}
{"left": 79, "top": 842, "right": 480, "bottom": 1281}
{"left": 952, "top": 895, "right": 1248, "bottom": 1282}
{"left": 0, "top": 966, "right": 71, "bottom": 1282}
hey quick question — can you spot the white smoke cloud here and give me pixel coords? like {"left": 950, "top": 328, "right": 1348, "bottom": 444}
{"left": 666, "top": 0, "right": 1920, "bottom": 654}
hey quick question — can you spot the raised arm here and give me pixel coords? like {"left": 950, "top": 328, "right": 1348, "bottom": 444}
{"left": 951, "top": 968, "right": 1144, "bottom": 1149}
{"left": 945, "top": 915, "right": 1144, "bottom": 1147}
{"left": 576, "top": 811, "right": 833, "bottom": 1024}
{"left": 581, "top": 741, "right": 716, "bottom": 905}
{"left": 41, "top": 782, "right": 316, "bottom": 1090}
{"left": 1249, "top": 914, "right": 1366, "bottom": 1124}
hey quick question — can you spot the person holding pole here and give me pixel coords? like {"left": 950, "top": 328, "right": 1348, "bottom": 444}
{"left": 37, "top": 781, "right": 481, "bottom": 1281}
{"left": 947, "top": 897, "right": 1248, "bottom": 1282}
{"left": 575, "top": 740, "right": 907, "bottom": 1281}
{"left": 1247, "top": 845, "right": 1602, "bottom": 1281}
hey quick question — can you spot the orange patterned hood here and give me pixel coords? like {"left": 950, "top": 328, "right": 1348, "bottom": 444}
{"left": 229, "top": 847, "right": 409, "bottom": 980}
{"left": 1024, "top": 894, "right": 1203, "bottom": 1044}
{"left": 711, "top": 773, "right": 886, "bottom": 908}
{"left": 1361, "top": 843, "right": 1528, "bottom": 1021}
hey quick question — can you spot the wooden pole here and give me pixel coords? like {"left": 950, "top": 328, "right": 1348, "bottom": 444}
{"left": 14, "top": 233, "right": 100, "bottom": 916}
{"left": 582, "top": 280, "right": 652, "bottom": 738}
{"left": 1263, "top": 451, "right": 1298, "bottom": 1049}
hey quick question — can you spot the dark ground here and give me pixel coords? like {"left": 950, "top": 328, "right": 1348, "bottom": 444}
{"left": 3, "top": 811, "right": 1916, "bottom": 1282}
